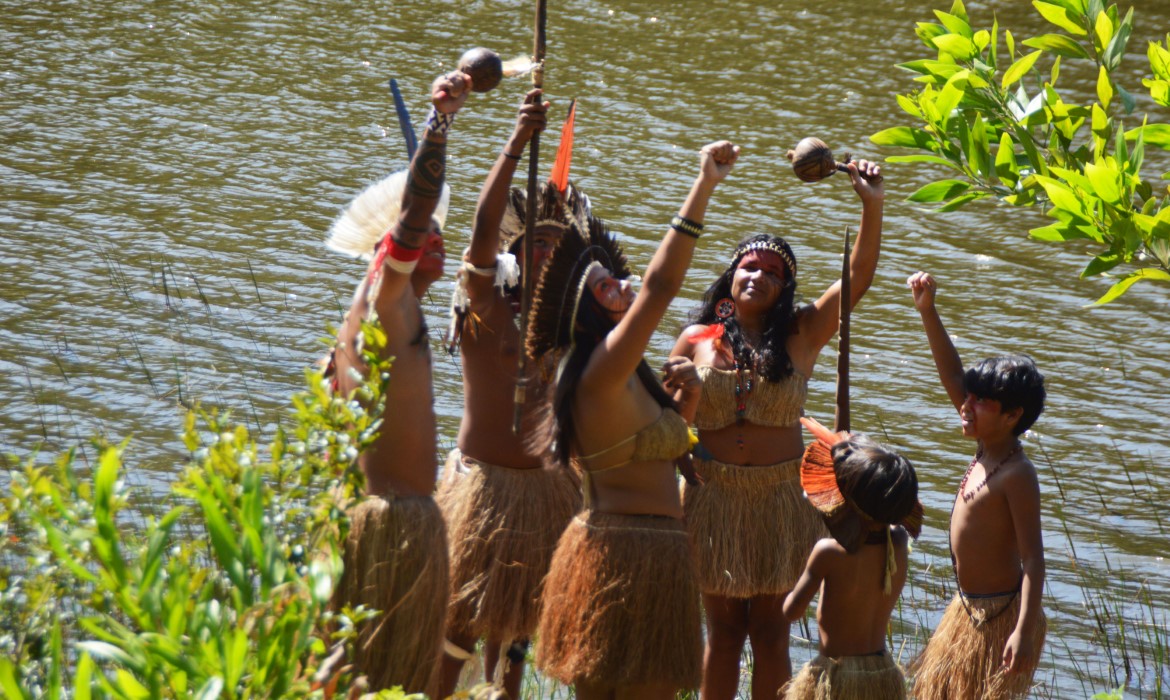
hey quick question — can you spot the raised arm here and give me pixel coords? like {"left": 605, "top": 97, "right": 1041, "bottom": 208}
{"left": 465, "top": 89, "right": 549, "bottom": 282}
{"left": 373, "top": 71, "right": 471, "bottom": 304}
{"left": 796, "top": 161, "right": 885, "bottom": 355}
{"left": 582, "top": 142, "right": 739, "bottom": 390}
{"left": 907, "top": 271, "right": 966, "bottom": 412}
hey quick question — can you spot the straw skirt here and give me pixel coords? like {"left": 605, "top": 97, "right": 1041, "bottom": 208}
{"left": 684, "top": 456, "right": 826, "bottom": 597}
{"left": 784, "top": 650, "right": 907, "bottom": 699}
{"left": 535, "top": 511, "right": 702, "bottom": 689}
{"left": 912, "top": 592, "right": 1047, "bottom": 700}
{"left": 437, "top": 449, "right": 582, "bottom": 642}
{"left": 334, "top": 494, "right": 448, "bottom": 696}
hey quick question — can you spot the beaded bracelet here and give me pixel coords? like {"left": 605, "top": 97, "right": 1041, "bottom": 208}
{"left": 670, "top": 215, "right": 704, "bottom": 239}
{"left": 425, "top": 108, "right": 455, "bottom": 137}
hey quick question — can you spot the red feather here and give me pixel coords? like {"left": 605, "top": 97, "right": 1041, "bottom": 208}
{"left": 549, "top": 99, "right": 576, "bottom": 194}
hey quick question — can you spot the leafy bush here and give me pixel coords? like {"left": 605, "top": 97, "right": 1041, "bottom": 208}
{"left": 872, "top": 0, "right": 1170, "bottom": 303}
{"left": 0, "top": 323, "right": 417, "bottom": 699}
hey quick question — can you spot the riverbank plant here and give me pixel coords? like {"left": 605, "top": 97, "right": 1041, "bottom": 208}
{"left": 871, "top": 0, "right": 1170, "bottom": 303}
{"left": 0, "top": 323, "right": 421, "bottom": 699}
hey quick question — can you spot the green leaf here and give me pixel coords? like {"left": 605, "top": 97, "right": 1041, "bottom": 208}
{"left": 916, "top": 22, "right": 949, "bottom": 48}
{"left": 1003, "top": 51, "right": 1042, "bottom": 89}
{"left": 886, "top": 154, "right": 963, "bottom": 170}
{"left": 1091, "top": 268, "right": 1170, "bottom": 305}
{"left": 75, "top": 654, "right": 94, "bottom": 700}
{"left": 194, "top": 677, "right": 225, "bottom": 700}
{"left": 1082, "top": 253, "right": 1123, "bottom": 277}
{"left": 0, "top": 659, "right": 29, "bottom": 700}
{"left": 1006, "top": 29, "right": 1016, "bottom": 59}
{"left": 1096, "top": 65, "right": 1113, "bottom": 107}
{"left": 1033, "top": 1, "right": 1087, "bottom": 36}
{"left": 1125, "top": 124, "right": 1170, "bottom": 149}
{"left": 1093, "top": 10, "right": 1114, "bottom": 53}
{"left": 114, "top": 669, "right": 151, "bottom": 700}
{"left": 870, "top": 126, "right": 936, "bottom": 149}
{"left": 1034, "top": 175, "right": 1090, "bottom": 219}
{"left": 949, "top": 0, "right": 969, "bottom": 22}
{"left": 1022, "top": 34, "right": 1091, "bottom": 59}
{"left": 973, "top": 30, "right": 990, "bottom": 52}
{"left": 995, "top": 132, "right": 1019, "bottom": 186}
{"left": 1102, "top": 7, "right": 1133, "bottom": 72}
{"left": 1029, "top": 223, "right": 1093, "bottom": 241}
{"left": 1116, "top": 82, "right": 1136, "bottom": 114}
{"left": 1084, "top": 161, "right": 1121, "bottom": 203}
{"left": 78, "top": 641, "right": 141, "bottom": 671}
{"left": 908, "top": 179, "right": 971, "bottom": 202}
{"left": 934, "top": 34, "right": 979, "bottom": 60}
{"left": 934, "top": 10, "right": 974, "bottom": 38}
{"left": 938, "top": 192, "right": 986, "bottom": 211}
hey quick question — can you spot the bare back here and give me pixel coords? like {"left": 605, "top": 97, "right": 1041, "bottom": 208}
{"left": 335, "top": 275, "right": 438, "bottom": 497}
{"left": 814, "top": 528, "right": 908, "bottom": 657}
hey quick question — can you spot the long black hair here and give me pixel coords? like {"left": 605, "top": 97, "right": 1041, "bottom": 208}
{"left": 525, "top": 218, "right": 674, "bottom": 466}
{"left": 688, "top": 233, "right": 800, "bottom": 381}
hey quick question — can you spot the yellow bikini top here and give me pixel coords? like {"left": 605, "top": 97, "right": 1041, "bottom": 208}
{"left": 575, "top": 407, "right": 691, "bottom": 473}
{"left": 693, "top": 365, "right": 808, "bottom": 430}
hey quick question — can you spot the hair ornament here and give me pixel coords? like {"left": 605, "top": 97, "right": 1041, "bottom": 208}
{"left": 732, "top": 238, "right": 796, "bottom": 278}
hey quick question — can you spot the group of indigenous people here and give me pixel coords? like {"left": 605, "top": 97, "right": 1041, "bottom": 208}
{"left": 321, "top": 67, "right": 1048, "bottom": 700}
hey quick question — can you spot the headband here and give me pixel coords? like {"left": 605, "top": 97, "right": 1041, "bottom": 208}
{"left": 732, "top": 239, "right": 796, "bottom": 278}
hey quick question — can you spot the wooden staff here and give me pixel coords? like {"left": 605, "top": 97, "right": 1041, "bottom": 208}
{"left": 513, "top": 0, "right": 548, "bottom": 434}
{"left": 835, "top": 226, "right": 852, "bottom": 433}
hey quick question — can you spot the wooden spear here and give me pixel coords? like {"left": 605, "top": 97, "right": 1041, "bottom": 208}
{"left": 513, "top": 0, "right": 548, "bottom": 434}
{"left": 835, "top": 226, "right": 852, "bottom": 433}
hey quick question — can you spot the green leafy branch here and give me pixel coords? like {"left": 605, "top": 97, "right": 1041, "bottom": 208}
{"left": 872, "top": 0, "right": 1170, "bottom": 304}
{"left": 0, "top": 322, "right": 414, "bottom": 699}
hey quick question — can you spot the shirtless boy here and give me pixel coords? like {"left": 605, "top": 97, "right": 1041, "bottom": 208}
{"left": 907, "top": 271, "right": 1047, "bottom": 700}
{"left": 782, "top": 423, "right": 922, "bottom": 699}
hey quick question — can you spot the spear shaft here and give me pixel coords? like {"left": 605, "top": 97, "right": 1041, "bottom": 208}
{"left": 513, "top": 0, "right": 548, "bottom": 434}
{"left": 835, "top": 226, "right": 852, "bottom": 433}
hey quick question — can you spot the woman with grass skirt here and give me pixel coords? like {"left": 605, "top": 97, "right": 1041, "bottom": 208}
{"left": 668, "top": 158, "right": 883, "bottom": 699}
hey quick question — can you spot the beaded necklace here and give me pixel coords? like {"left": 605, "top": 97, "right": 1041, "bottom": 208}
{"left": 957, "top": 443, "right": 1021, "bottom": 504}
{"left": 732, "top": 350, "right": 755, "bottom": 450}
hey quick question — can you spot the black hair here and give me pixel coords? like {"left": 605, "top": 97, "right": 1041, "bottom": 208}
{"left": 962, "top": 354, "right": 1046, "bottom": 436}
{"left": 688, "top": 234, "right": 799, "bottom": 381}
{"left": 831, "top": 434, "right": 919, "bottom": 526}
{"left": 534, "top": 294, "right": 674, "bottom": 466}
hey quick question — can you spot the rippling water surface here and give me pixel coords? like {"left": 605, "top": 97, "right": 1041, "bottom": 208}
{"left": 3, "top": 0, "right": 1169, "bottom": 695}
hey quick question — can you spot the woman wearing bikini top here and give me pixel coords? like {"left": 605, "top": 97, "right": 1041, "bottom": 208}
{"left": 526, "top": 141, "right": 738, "bottom": 700}
{"left": 666, "top": 158, "right": 884, "bottom": 699}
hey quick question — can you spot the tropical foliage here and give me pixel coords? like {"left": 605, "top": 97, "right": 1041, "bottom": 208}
{"left": 872, "top": 0, "right": 1170, "bottom": 303}
{"left": 0, "top": 324, "right": 410, "bottom": 699}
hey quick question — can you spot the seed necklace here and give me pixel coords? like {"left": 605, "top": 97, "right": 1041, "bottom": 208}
{"left": 733, "top": 350, "right": 755, "bottom": 450}
{"left": 957, "top": 443, "right": 1022, "bottom": 503}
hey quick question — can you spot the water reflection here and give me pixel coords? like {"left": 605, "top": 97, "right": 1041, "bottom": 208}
{"left": 2, "top": 0, "right": 1169, "bottom": 694}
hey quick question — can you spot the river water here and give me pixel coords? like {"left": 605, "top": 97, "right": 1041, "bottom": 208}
{"left": 3, "top": 0, "right": 1168, "bottom": 696}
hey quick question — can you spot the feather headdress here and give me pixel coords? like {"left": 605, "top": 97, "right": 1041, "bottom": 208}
{"left": 499, "top": 180, "right": 591, "bottom": 255}
{"left": 326, "top": 170, "right": 451, "bottom": 260}
{"left": 525, "top": 215, "right": 628, "bottom": 361}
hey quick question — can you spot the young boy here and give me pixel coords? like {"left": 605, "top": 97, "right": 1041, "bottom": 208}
{"left": 782, "top": 418, "right": 924, "bottom": 700}
{"left": 907, "top": 271, "right": 1047, "bottom": 700}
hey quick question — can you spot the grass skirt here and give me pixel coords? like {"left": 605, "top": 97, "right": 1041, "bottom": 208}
{"left": 437, "top": 449, "right": 582, "bottom": 642}
{"left": 334, "top": 494, "right": 448, "bottom": 696}
{"left": 535, "top": 511, "right": 702, "bottom": 689}
{"left": 911, "top": 592, "right": 1046, "bottom": 700}
{"left": 684, "top": 456, "right": 826, "bottom": 597}
{"left": 784, "top": 650, "right": 907, "bottom": 699}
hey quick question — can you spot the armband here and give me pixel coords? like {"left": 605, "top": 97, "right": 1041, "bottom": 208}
{"left": 425, "top": 108, "right": 455, "bottom": 137}
{"left": 384, "top": 236, "right": 424, "bottom": 274}
{"left": 670, "top": 215, "right": 704, "bottom": 239}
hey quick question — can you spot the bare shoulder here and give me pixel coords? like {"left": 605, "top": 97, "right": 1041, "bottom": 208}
{"left": 811, "top": 536, "right": 848, "bottom": 561}
{"left": 1001, "top": 452, "right": 1040, "bottom": 491}
{"left": 672, "top": 324, "right": 708, "bottom": 360}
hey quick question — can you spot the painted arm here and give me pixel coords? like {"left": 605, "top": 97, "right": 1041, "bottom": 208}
{"left": 373, "top": 71, "right": 470, "bottom": 305}
{"left": 583, "top": 142, "right": 739, "bottom": 390}
{"left": 465, "top": 89, "right": 549, "bottom": 286}
{"left": 907, "top": 271, "right": 966, "bottom": 412}
{"left": 797, "top": 160, "right": 885, "bottom": 354}
{"left": 1002, "top": 463, "right": 1046, "bottom": 675}
{"left": 783, "top": 540, "right": 832, "bottom": 622}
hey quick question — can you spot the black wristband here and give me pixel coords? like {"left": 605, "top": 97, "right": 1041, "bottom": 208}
{"left": 670, "top": 215, "right": 704, "bottom": 239}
